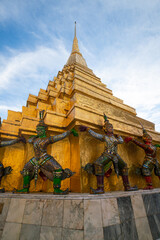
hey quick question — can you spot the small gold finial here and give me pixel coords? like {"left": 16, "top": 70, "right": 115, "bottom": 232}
{"left": 72, "top": 21, "right": 80, "bottom": 54}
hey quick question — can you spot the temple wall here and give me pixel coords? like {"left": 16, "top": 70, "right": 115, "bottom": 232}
{"left": 69, "top": 134, "right": 81, "bottom": 193}
{"left": 0, "top": 142, "right": 25, "bottom": 192}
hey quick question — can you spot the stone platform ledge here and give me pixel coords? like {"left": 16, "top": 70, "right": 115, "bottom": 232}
{"left": 0, "top": 188, "right": 160, "bottom": 199}
{"left": 0, "top": 189, "right": 160, "bottom": 240}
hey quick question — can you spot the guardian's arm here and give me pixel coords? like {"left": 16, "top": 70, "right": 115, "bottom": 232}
{"left": 116, "top": 135, "right": 124, "bottom": 144}
{"left": 125, "top": 137, "right": 149, "bottom": 150}
{"left": 0, "top": 139, "right": 21, "bottom": 147}
{"left": 28, "top": 136, "right": 37, "bottom": 144}
{"left": 49, "top": 131, "right": 71, "bottom": 144}
{"left": 132, "top": 139, "right": 150, "bottom": 150}
{"left": 88, "top": 129, "right": 104, "bottom": 141}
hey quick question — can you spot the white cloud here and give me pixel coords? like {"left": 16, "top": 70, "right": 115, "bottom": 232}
{"left": 0, "top": 39, "right": 69, "bottom": 121}
{"left": 93, "top": 33, "right": 160, "bottom": 131}
{"left": 99, "top": 0, "right": 160, "bottom": 12}
{"left": 0, "top": 105, "right": 21, "bottom": 111}
{"left": 0, "top": 41, "right": 69, "bottom": 91}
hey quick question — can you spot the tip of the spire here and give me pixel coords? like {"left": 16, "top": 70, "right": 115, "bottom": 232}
{"left": 74, "top": 21, "right": 76, "bottom": 37}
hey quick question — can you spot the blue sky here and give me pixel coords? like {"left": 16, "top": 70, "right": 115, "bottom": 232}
{"left": 0, "top": 0, "right": 160, "bottom": 131}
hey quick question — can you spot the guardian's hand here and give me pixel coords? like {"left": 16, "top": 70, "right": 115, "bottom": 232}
{"left": 70, "top": 128, "right": 78, "bottom": 137}
{"left": 19, "top": 136, "right": 26, "bottom": 144}
{"left": 79, "top": 125, "right": 88, "bottom": 132}
{"left": 124, "top": 137, "right": 133, "bottom": 143}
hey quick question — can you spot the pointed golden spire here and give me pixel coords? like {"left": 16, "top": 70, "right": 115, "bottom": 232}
{"left": 66, "top": 22, "right": 88, "bottom": 67}
{"left": 71, "top": 21, "right": 80, "bottom": 54}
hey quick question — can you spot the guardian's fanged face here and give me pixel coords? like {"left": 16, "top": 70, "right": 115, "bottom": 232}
{"left": 36, "top": 126, "right": 46, "bottom": 137}
{"left": 143, "top": 134, "right": 152, "bottom": 143}
{"left": 104, "top": 123, "right": 113, "bottom": 134}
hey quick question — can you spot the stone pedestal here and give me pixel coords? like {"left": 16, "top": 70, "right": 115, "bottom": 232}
{"left": 0, "top": 189, "right": 160, "bottom": 240}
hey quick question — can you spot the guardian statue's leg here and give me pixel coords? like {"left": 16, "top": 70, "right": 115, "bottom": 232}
{"left": 40, "top": 159, "right": 75, "bottom": 194}
{"left": 118, "top": 156, "right": 138, "bottom": 191}
{"left": 90, "top": 164, "right": 104, "bottom": 194}
{"left": 142, "top": 160, "right": 154, "bottom": 189}
{"left": 15, "top": 161, "right": 34, "bottom": 193}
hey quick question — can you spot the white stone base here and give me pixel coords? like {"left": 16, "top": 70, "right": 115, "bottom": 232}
{"left": 0, "top": 189, "right": 160, "bottom": 240}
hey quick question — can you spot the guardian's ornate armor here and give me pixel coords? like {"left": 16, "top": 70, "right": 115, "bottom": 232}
{"left": 132, "top": 139, "right": 160, "bottom": 176}
{"left": 81, "top": 114, "right": 137, "bottom": 194}
{"left": 87, "top": 129, "right": 126, "bottom": 177}
{"left": 125, "top": 128, "right": 160, "bottom": 189}
{"left": 21, "top": 131, "right": 74, "bottom": 187}
{"left": 16, "top": 111, "right": 77, "bottom": 194}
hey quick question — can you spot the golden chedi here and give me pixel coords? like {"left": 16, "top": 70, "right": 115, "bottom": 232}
{"left": 0, "top": 23, "right": 160, "bottom": 193}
